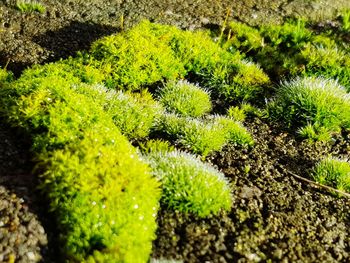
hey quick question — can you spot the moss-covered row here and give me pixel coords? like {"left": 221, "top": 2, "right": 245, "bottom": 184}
{"left": 0, "top": 70, "right": 161, "bottom": 262}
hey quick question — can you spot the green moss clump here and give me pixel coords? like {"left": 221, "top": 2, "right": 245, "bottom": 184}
{"left": 313, "top": 158, "right": 350, "bottom": 193}
{"left": 90, "top": 21, "right": 186, "bottom": 90}
{"left": 90, "top": 20, "right": 269, "bottom": 103}
{"left": 103, "top": 87, "right": 163, "bottom": 140}
{"left": 158, "top": 80, "right": 212, "bottom": 117}
{"left": 224, "top": 19, "right": 350, "bottom": 91}
{"left": 267, "top": 76, "right": 350, "bottom": 140}
{"left": 16, "top": 0, "right": 46, "bottom": 13}
{"left": 1, "top": 69, "right": 161, "bottom": 262}
{"left": 157, "top": 114, "right": 253, "bottom": 158}
{"left": 146, "top": 150, "right": 232, "bottom": 218}
{"left": 0, "top": 68, "right": 13, "bottom": 87}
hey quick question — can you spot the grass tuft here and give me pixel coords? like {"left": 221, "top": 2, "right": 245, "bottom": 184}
{"left": 16, "top": 0, "right": 46, "bottom": 13}
{"left": 267, "top": 76, "right": 350, "bottom": 141}
{"left": 313, "top": 158, "right": 350, "bottom": 193}
{"left": 146, "top": 150, "right": 232, "bottom": 217}
{"left": 158, "top": 80, "right": 212, "bottom": 117}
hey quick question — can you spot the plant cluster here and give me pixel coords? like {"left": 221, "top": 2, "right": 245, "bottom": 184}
{"left": 224, "top": 19, "right": 350, "bottom": 90}
{"left": 0, "top": 70, "right": 161, "bottom": 262}
{"left": 146, "top": 150, "right": 232, "bottom": 218}
{"left": 313, "top": 158, "right": 350, "bottom": 193}
{"left": 89, "top": 20, "right": 269, "bottom": 102}
{"left": 16, "top": 0, "right": 46, "bottom": 13}
{"left": 267, "top": 76, "right": 350, "bottom": 140}
{"left": 158, "top": 80, "right": 212, "bottom": 117}
{"left": 157, "top": 114, "right": 254, "bottom": 158}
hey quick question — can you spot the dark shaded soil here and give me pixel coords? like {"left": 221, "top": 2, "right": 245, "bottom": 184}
{"left": 1, "top": 0, "right": 350, "bottom": 262}
{"left": 0, "top": 122, "right": 58, "bottom": 262}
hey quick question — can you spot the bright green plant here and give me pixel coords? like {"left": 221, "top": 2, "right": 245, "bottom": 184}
{"left": 146, "top": 150, "right": 232, "bottom": 217}
{"left": 267, "top": 76, "right": 350, "bottom": 140}
{"left": 300, "top": 44, "right": 350, "bottom": 91}
{"left": 341, "top": 10, "right": 350, "bottom": 31}
{"left": 103, "top": 88, "right": 163, "bottom": 140}
{"left": 224, "top": 21, "right": 264, "bottom": 54}
{"left": 227, "top": 106, "right": 246, "bottom": 122}
{"left": 0, "top": 69, "right": 161, "bottom": 262}
{"left": 139, "top": 139, "right": 175, "bottom": 155}
{"left": 0, "top": 68, "right": 13, "bottom": 86}
{"left": 313, "top": 158, "right": 350, "bottom": 193}
{"left": 297, "top": 124, "right": 332, "bottom": 142}
{"left": 213, "top": 115, "right": 254, "bottom": 146}
{"left": 223, "top": 19, "right": 347, "bottom": 82}
{"left": 206, "top": 60, "right": 270, "bottom": 102}
{"left": 90, "top": 21, "right": 186, "bottom": 90}
{"left": 157, "top": 114, "right": 253, "bottom": 157}
{"left": 158, "top": 80, "right": 212, "bottom": 117}
{"left": 16, "top": 0, "right": 46, "bottom": 13}
{"left": 90, "top": 20, "right": 269, "bottom": 103}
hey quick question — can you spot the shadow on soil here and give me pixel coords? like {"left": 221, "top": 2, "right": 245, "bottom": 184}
{"left": 32, "top": 21, "right": 118, "bottom": 62}
{"left": 0, "top": 120, "right": 60, "bottom": 262}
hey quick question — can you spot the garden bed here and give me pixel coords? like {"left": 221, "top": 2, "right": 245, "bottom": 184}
{"left": 1, "top": 0, "right": 350, "bottom": 262}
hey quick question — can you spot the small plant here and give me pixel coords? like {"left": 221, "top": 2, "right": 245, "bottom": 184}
{"left": 104, "top": 88, "right": 163, "bottom": 140}
{"left": 158, "top": 80, "right": 212, "bottom": 117}
{"left": 139, "top": 139, "right": 175, "bottom": 154}
{"left": 341, "top": 10, "right": 350, "bottom": 31}
{"left": 267, "top": 76, "right": 350, "bottom": 140}
{"left": 0, "top": 68, "right": 13, "bottom": 85}
{"left": 224, "top": 21, "right": 264, "bottom": 54}
{"left": 313, "top": 158, "right": 350, "bottom": 193}
{"left": 146, "top": 150, "right": 232, "bottom": 217}
{"left": 16, "top": 0, "right": 46, "bottom": 13}
{"left": 157, "top": 114, "right": 253, "bottom": 157}
{"left": 227, "top": 106, "right": 246, "bottom": 122}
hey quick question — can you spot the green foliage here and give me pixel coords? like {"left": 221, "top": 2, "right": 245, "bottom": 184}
{"left": 297, "top": 124, "right": 332, "bottom": 142}
{"left": 224, "top": 21, "right": 264, "bottom": 54}
{"left": 146, "top": 150, "right": 232, "bottom": 217}
{"left": 104, "top": 88, "right": 163, "bottom": 140}
{"left": 227, "top": 106, "right": 246, "bottom": 122}
{"left": 224, "top": 18, "right": 350, "bottom": 88}
{"left": 139, "top": 139, "right": 175, "bottom": 155}
{"left": 267, "top": 76, "right": 350, "bottom": 140}
{"left": 0, "top": 68, "right": 161, "bottom": 262}
{"left": 206, "top": 60, "right": 270, "bottom": 102}
{"left": 90, "top": 21, "right": 185, "bottom": 90}
{"left": 299, "top": 44, "right": 350, "bottom": 91}
{"left": 158, "top": 80, "right": 212, "bottom": 117}
{"left": 157, "top": 114, "right": 253, "bottom": 157}
{"left": 341, "top": 10, "right": 350, "bottom": 32}
{"left": 90, "top": 20, "right": 269, "bottom": 103}
{"left": 16, "top": 0, "right": 46, "bottom": 13}
{"left": 0, "top": 68, "right": 13, "bottom": 86}
{"left": 313, "top": 158, "right": 350, "bottom": 193}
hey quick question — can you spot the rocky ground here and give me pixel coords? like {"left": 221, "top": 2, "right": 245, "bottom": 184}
{"left": 1, "top": 0, "right": 350, "bottom": 262}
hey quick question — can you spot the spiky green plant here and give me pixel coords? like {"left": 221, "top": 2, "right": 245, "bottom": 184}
{"left": 158, "top": 80, "right": 212, "bottom": 117}
{"left": 16, "top": 0, "right": 46, "bottom": 13}
{"left": 146, "top": 150, "right": 232, "bottom": 217}
{"left": 267, "top": 76, "right": 350, "bottom": 140}
{"left": 313, "top": 158, "right": 350, "bottom": 193}
{"left": 157, "top": 114, "right": 253, "bottom": 157}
